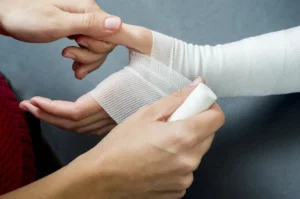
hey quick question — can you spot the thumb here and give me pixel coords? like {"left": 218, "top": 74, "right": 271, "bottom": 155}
{"left": 63, "top": 12, "right": 122, "bottom": 37}
{"left": 100, "top": 23, "right": 153, "bottom": 55}
{"left": 145, "top": 77, "right": 205, "bottom": 122}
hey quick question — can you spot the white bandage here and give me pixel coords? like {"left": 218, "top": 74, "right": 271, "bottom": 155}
{"left": 168, "top": 83, "right": 217, "bottom": 122}
{"left": 90, "top": 26, "right": 300, "bottom": 123}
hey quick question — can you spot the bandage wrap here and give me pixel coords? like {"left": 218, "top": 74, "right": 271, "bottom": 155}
{"left": 90, "top": 27, "right": 300, "bottom": 123}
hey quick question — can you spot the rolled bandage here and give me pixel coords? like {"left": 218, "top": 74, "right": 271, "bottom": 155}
{"left": 168, "top": 83, "right": 217, "bottom": 122}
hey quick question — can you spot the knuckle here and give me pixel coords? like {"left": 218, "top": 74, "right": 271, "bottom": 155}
{"left": 178, "top": 174, "right": 194, "bottom": 189}
{"left": 82, "top": 13, "right": 98, "bottom": 29}
{"left": 175, "top": 124, "right": 198, "bottom": 149}
{"left": 170, "top": 89, "right": 186, "bottom": 100}
{"left": 178, "top": 132, "right": 197, "bottom": 149}
{"left": 178, "top": 157, "right": 198, "bottom": 173}
{"left": 138, "top": 104, "right": 153, "bottom": 116}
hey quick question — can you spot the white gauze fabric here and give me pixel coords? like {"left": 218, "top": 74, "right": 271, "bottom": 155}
{"left": 90, "top": 26, "right": 300, "bottom": 123}
{"left": 90, "top": 53, "right": 191, "bottom": 123}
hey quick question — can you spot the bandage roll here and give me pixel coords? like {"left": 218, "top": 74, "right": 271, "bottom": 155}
{"left": 168, "top": 83, "right": 217, "bottom": 122}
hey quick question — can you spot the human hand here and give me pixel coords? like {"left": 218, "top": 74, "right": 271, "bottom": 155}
{"left": 20, "top": 93, "right": 116, "bottom": 135}
{"left": 75, "top": 78, "right": 225, "bottom": 198}
{"left": 67, "top": 23, "right": 153, "bottom": 79}
{"left": 0, "top": 0, "right": 122, "bottom": 42}
{"left": 0, "top": 0, "right": 123, "bottom": 79}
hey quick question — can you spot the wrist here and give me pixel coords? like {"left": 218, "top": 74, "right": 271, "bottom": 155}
{"left": 67, "top": 152, "right": 112, "bottom": 199}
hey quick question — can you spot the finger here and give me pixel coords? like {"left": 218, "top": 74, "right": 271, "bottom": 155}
{"left": 101, "top": 23, "right": 153, "bottom": 55}
{"left": 184, "top": 103, "right": 225, "bottom": 141}
{"left": 67, "top": 35, "right": 80, "bottom": 40}
{"left": 141, "top": 77, "right": 204, "bottom": 122}
{"left": 30, "top": 94, "right": 101, "bottom": 120}
{"left": 91, "top": 123, "right": 117, "bottom": 136}
{"left": 21, "top": 100, "right": 111, "bottom": 133}
{"left": 62, "top": 46, "right": 103, "bottom": 64}
{"left": 181, "top": 133, "right": 215, "bottom": 171}
{"left": 74, "top": 58, "right": 107, "bottom": 79}
{"left": 153, "top": 174, "right": 193, "bottom": 192}
{"left": 61, "top": 12, "right": 122, "bottom": 38}
{"left": 76, "top": 118, "right": 115, "bottom": 133}
{"left": 149, "top": 190, "right": 186, "bottom": 199}
{"left": 0, "top": 29, "right": 9, "bottom": 37}
{"left": 72, "top": 61, "right": 80, "bottom": 71}
{"left": 75, "top": 36, "right": 116, "bottom": 54}
{"left": 20, "top": 100, "right": 74, "bottom": 128}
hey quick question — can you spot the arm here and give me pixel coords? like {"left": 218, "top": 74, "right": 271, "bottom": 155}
{"left": 11, "top": 81, "right": 225, "bottom": 199}
{"left": 150, "top": 27, "right": 300, "bottom": 97}
{"left": 0, "top": 158, "right": 108, "bottom": 199}
{"left": 21, "top": 24, "right": 300, "bottom": 124}
{"left": 89, "top": 25, "right": 300, "bottom": 123}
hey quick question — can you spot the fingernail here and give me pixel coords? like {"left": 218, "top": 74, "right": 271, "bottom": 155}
{"left": 189, "top": 77, "right": 202, "bottom": 87}
{"left": 77, "top": 40, "right": 88, "bottom": 48}
{"left": 104, "top": 17, "right": 121, "bottom": 30}
{"left": 20, "top": 106, "right": 28, "bottom": 112}
{"left": 64, "top": 53, "right": 75, "bottom": 59}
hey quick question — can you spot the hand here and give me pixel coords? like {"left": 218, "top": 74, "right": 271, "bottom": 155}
{"left": 20, "top": 93, "right": 116, "bottom": 135}
{"left": 63, "top": 35, "right": 117, "bottom": 79}
{"left": 0, "top": 0, "right": 122, "bottom": 42}
{"left": 68, "top": 23, "right": 153, "bottom": 78}
{"left": 0, "top": 0, "right": 123, "bottom": 79}
{"left": 75, "top": 78, "right": 225, "bottom": 198}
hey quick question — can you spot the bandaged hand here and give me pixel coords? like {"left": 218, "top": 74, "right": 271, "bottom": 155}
{"left": 20, "top": 93, "right": 116, "bottom": 135}
{"left": 70, "top": 24, "right": 153, "bottom": 79}
{"left": 18, "top": 24, "right": 154, "bottom": 134}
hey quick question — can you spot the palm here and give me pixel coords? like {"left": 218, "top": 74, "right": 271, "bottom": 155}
{"left": 20, "top": 93, "right": 116, "bottom": 135}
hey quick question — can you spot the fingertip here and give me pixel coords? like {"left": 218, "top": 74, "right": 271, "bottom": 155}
{"left": 19, "top": 102, "right": 28, "bottom": 111}
{"left": 31, "top": 97, "right": 51, "bottom": 106}
{"left": 75, "top": 71, "right": 84, "bottom": 80}
{"left": 199, "top": 77, "right": 206, "bottom": 84}
{"left": 72, "top": 61, "right": 80, "bottom": 71}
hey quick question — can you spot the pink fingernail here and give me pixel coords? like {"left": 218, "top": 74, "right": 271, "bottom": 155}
{"left": 64, "top": 53, "right": 75, "bottom": 59}
{"left": 104, "top": 17, "right": 121, "bottom": 30}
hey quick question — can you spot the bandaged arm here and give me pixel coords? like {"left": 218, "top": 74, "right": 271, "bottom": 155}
{"left": 90, "top": 26, "right": 300, "bottom": 123}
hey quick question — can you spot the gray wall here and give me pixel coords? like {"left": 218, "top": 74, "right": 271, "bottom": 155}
{"left": 1, "top": 1, "right": 300, "bottom": 198}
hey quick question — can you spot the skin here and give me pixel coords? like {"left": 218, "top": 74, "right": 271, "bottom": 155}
{"left": 0, "top": 0, "right": 123, "bottom": 79}
{"left": 1, "top": 78, "right": 225, "bottom": 199}
{"left": 0, "top": 1, "right": 225, "bottom": 198}
{"left": 19, "top": 24, "right": 154, "bottom": 135}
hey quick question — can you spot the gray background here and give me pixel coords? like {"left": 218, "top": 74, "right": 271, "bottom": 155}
{"left": 1, "top": 0, "right": 300, "bottom": 198}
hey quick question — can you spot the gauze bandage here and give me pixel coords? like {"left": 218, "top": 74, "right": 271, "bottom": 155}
{"left": 168, "top": 83, "right": 217, "bottom": 122}
{"left": 90, "top": 26, "right": 300, "bottom": 123}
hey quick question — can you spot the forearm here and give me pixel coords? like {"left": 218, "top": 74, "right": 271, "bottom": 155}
{"left": 0, "top": 156, "right": 108, "bottom": 199}
{"left": 155, "top": 26, "right": 300, "bottom": 97}
{"left": 90, "top": 26, "right": 300, "bottom": 123}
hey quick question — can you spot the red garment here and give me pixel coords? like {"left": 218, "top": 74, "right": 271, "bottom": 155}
{"left": 0, "top": 74, "right": 36, "bottom": 195}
